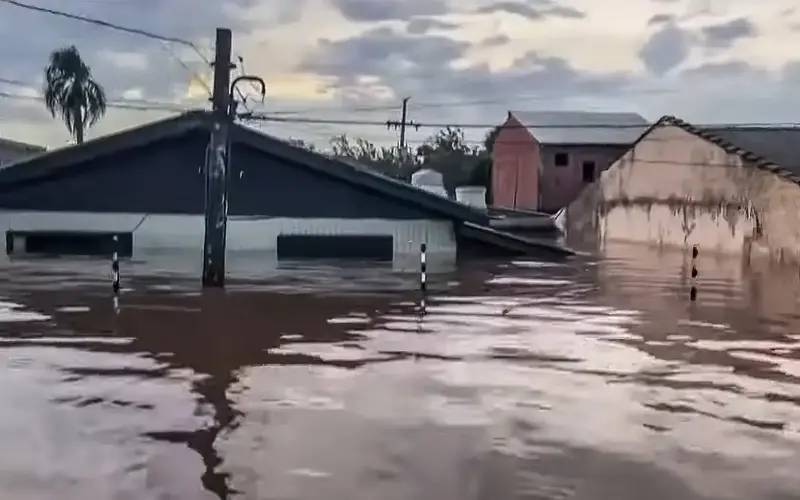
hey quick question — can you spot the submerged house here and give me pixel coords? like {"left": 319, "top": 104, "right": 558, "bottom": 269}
{"left": 492, "top": 111, "right": 648, "bottom": 213}
{"left": 0, "top": 136, "right": 45, "bottom": 166}
{"left": 565, "top": 116, "right": 800, "bottom": 263}
{"left": 0, "top": 111, "right": 569, "bottom": 271}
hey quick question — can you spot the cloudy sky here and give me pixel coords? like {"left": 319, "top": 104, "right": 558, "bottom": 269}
{"left": 1, "top": 0, "right": 800, "bottom": 149}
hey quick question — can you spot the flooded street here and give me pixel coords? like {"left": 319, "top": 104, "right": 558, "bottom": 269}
{"left": 0, "top": 245, "right": 799, "bottom": 500}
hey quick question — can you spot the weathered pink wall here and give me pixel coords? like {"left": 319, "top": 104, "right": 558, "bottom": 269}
{"left": 565, "top": 125, "right": 800, "bottom": 263}
{"left": 492, "top": 116, "right": 540, "bottom": 210}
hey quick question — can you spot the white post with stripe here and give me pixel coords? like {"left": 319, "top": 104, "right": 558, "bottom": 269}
{"left": 112, "top": 235, "right": 120, "bottom": 294}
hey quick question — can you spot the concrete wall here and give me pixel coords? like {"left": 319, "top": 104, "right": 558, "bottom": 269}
{"left": 565, "top": 125, "right": 800, "bottom": 263}
{"left": 539, "top": 144, "right": 628, "bottom": 213}
{"left": 491, "top": 116, "right": 540, "bottom": 211}
{"left": 0, "top": 211, "right": 457, "bottom": 272}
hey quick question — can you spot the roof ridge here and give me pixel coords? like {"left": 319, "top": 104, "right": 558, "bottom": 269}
{"left": 658, "top": 115, "right": 800, "bottom": 187}
{"left": 0, "top": 136, "right": 46, "bottom": 151}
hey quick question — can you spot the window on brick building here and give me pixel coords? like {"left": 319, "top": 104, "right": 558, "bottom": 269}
{"left": 555, "top": 153, "right": 569, "bottom": 167}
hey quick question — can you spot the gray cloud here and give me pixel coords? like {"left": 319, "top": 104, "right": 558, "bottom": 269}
{"left": 782, "top": 61, "right": 800, "bottom": 83}
{"left": 0, "top": 0, "right": 262, "bottom": 104}
{"left": 406, "top": 17, "right": 459, "bottom": 34}
{"left": 702, "top": 18, "right": 757, "bottom": 48}
{"left": 304, "top": 27, "right": 466, "bottom": 75}
{"left": 475, "top": 1, "right": 585, "bottom": 20}
{"left": 648, "top": 14, "right": 675, "bottom": 26}
{"left": 639, "top": 24, "right": 692, "bottom": 74}
{"left": 331, "top": 0, "right": 447, "bottom": 21}
{"left": 480, "top": 34, "right": 511, "bottom": 47}
{"left": 302, "top": 28, "right": 631, "bottom": 112}
{"left": 681, "top": 60, "right": 765, "bottom": 80}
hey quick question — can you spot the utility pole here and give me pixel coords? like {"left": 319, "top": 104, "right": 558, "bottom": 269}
{"left": 399, "top": 97, "right": 410, "bottom": 149}
{"left": 202, "top": 27, "right": 233, "bottom": 288}
{"left": 388, "top": 97, "right": 418, "bottom": 150}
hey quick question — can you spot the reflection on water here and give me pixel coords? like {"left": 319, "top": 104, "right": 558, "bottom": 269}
{"left": 0, "top": 244, "right": 799, "bottom": 499}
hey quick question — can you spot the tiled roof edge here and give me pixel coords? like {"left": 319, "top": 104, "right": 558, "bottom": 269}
{"left": 659, "top": 115, "right": 800, "bottom": 188}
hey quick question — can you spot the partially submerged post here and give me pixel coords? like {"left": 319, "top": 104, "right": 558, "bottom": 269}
{"left": 420, "top": 242, "right": 428, "bottom": 314}
{"left": 203, "top": 28, "right": 233, "bottom": 287}
{"left": 420, "top": 243, "right": 427, "bottom": 293}
{"left": 112, "top": 234, "right": 120, "bottom": 294}
{"left": 690, "top": 245, "right": 699, "bottom": 302}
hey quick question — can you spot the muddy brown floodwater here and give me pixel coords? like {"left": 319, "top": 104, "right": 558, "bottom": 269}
{"left": 0, "top": 243, "right": 799, "bottom": 500}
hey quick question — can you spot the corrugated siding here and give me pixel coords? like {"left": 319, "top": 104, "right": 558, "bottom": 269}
{"left": 227, "top": 217, "right": 455, "bottom": 257}
{"left": 0, "top": 211, "right": 456, "bottom": 269}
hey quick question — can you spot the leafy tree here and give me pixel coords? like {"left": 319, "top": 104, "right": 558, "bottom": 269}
{"left": 415, "top": 127, "right": 483, "bottom": 194}
{"left": 44, "top": 46, "right": 106, "bottom": 144}
{"left": 330, "top": 134, "right": 417, "bottom": 180}
{"left": 288, "top": 138, "right": 317, "bottom": 152}
{"left": 327, "top": 127, "right": 494, "bottom": 199}
{"left": 484, "top": 125, "right": 501, "bottom": 155}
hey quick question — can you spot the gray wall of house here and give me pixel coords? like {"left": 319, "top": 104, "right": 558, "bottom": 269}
{"left": 538, "top": 144, "right": 629, "bottom": 213}
{"left": 565, "top": 125, "right": 800, "bottom": 263}
{"left": 0, "top": 211, "right": 457, "bottom": 271}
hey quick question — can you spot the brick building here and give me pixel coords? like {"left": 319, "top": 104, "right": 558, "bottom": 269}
{"left": 491, "top": 111, "right": 648, "bottom": 213}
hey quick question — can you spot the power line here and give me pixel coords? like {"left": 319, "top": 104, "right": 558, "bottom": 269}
{"left": 0, "top": 90, "right": 192, "bottom": 112}
{"left": 241, "top": 113, "right": 800, "bottom": 130}
{"left": 157, "top": 42, "right": 212, "bottom": 96}
{"left": 0, "top": 0, "right": 210, "bottom": 64}
{"left": 0, "top": 76, "right": 207, "bottom": 109}
{"left": 262, "top": 103, "right": 403, "bottom": 116}
{"left": 0, "top": 77, "right": 34, "bottom": 88}
{"left": 242, "top": 86, "right": 677, "bottom": 116}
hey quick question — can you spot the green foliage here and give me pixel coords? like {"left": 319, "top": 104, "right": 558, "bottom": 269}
{"left": 329, "top": 127, "right": 493, "bottom": 195}
{"left": 288, "top": 138, "right": 317, "bottom": 152}
{"left": 415, "top": 127, "right": 482, "bottom": 194}
{"left": 44, "top": 46, "right": 106, "bottom": 144}
{"left": 330, "top": 134, "right": 417, "bottom": 180}
{"left": 484, "top": 125, "right": 501, "bottom": 155}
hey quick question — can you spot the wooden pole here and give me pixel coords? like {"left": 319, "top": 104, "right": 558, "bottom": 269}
{"left": 203, "top": 28, "right": 233, "bottom": 287}
{"left": 400, "top": 97, "right": 410, "bottom": 149}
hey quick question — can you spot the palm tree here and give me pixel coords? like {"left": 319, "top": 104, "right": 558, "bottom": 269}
{"left": 44, "top": 46, "right": 106, "bottom": 144}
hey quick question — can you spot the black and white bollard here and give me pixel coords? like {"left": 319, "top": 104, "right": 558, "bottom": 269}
{"left": 112, "top": 235, "right": 120, "bottom": 294}
{"left": 420, "top": 243, "right": 427, "bottom": 293}
{"left": 690, "top": 245, "right": 699, "bottom": 302}
{"left": 419, "top": 242, "right": 428, "bottom": 314}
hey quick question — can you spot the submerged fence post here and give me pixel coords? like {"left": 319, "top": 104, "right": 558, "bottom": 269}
{"left": 420, "top": 243, "right": 427, "bottom": 293}
{"left": 690, "top": 245, "right": 699, "bottom": 302}
{"left": 112, "top": 234, "right": 120, "bottom": 294}
{"left": 419, "top": 242, "right": 428, "bottom": 315}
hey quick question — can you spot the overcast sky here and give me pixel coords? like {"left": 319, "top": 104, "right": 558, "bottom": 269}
{"left": 1, "top": 0, "right": 799, "bottom": 149}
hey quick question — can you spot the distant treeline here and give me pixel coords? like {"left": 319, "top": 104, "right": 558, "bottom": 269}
{"left": 289, "top": 127, "right": 501, "bottom": 197}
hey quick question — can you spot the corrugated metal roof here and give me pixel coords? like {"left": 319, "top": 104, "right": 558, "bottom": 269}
{"left": 700, "top": 127, "right": 800, "bottom": 176}
{"left": 510, "top": 111, "right": 649, "bottom": 145}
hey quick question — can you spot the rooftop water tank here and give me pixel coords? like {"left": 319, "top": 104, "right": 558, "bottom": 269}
{"left": 455, "top": 186, "right": 487, "bottom": 210}
{"left": 411, "top": 168, "right": 448, "bottom": 198}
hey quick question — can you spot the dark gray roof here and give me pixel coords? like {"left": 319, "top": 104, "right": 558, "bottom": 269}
{"left": 700, "top": 127, "right": 800, "bottom": 175}
{"left": 638, "top": 116, "right": 800, "bottom": 187}
{"left": 0, "top": 136, "right": 46, "bottom": 154}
